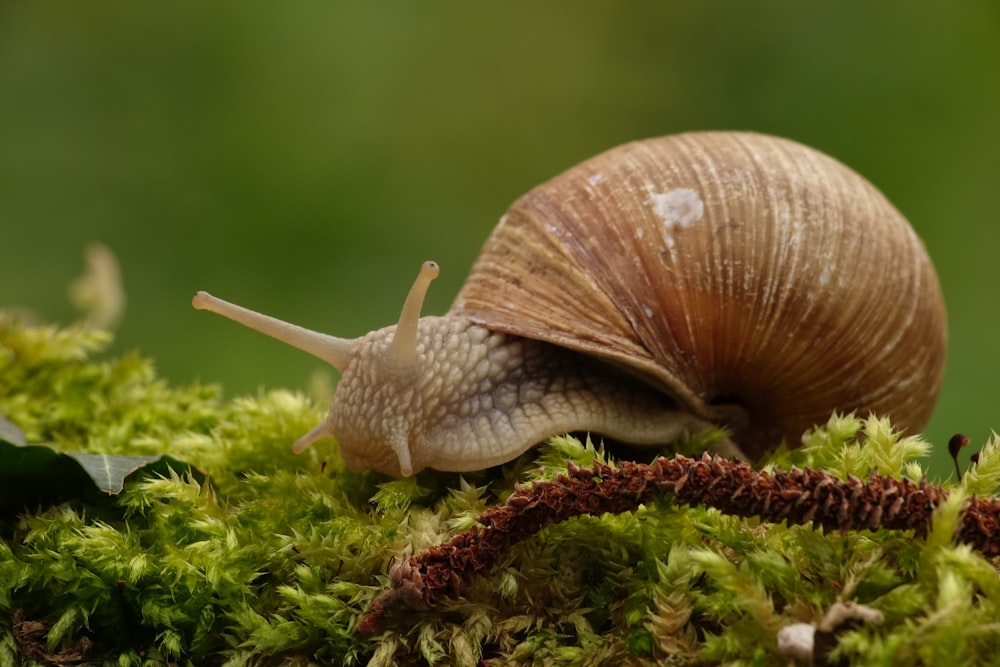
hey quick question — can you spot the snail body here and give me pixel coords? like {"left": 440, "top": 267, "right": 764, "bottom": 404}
{"left": 193, "top": 132, "right": 947, "bottom": 477}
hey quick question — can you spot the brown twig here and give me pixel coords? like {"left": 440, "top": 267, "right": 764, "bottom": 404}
{"left": 359, "top": 454, "right": 1000, "bottom": 633}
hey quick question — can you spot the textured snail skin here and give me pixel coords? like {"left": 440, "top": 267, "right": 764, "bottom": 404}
{"left": 193, "top": 132, "right": 947, "bottom": 476}
{"left": 328, "top": 319, "right": 712, "bottom": 475}
{"left": 194, "top": 272, "right": 714, "bottom": 477}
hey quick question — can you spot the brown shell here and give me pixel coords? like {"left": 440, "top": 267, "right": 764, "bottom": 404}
{"left": 451, "top": 132, "right": 947, "bottom": 459}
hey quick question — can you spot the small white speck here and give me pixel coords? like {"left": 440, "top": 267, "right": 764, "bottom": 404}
{"left": 777, "top": 624, "right": 815, "bottom": 663}
{"left": 635, "top": 227, "right": 645, "bottom": 240}
{"left": 587, "top": 172, "right": 604, "bottom": 186}
{"left": 819, "top": 266, "right": 832, "bottom": 286}
{"left": 643, "top": 306, "right": 654, "bottom": 318}
{"left": 647, "top": 187, "right": 704, "bottom": 230}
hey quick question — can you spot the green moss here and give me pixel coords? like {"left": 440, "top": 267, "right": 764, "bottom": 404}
{"left": 3, "top": 313, "right": 1000, "bottom": 666}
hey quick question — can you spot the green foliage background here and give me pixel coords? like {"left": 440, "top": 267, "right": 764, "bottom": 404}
{"left": 1, "top": 3, "right": 997, "bottom": 477}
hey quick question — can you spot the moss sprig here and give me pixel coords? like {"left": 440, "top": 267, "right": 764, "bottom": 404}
{"left": 5, "top": 312, "right": 1000, "bottom": 665}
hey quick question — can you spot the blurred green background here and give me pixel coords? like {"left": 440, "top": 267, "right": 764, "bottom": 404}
{"left": 1, "top": 3, "right": 996, "bottom": 478}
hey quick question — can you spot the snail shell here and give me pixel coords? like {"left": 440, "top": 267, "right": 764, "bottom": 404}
{"left": 452, "top": 131, "right": 946, "bottom": 460}
{"left": 193, "top": 131, "right": 946, "bottom": 474}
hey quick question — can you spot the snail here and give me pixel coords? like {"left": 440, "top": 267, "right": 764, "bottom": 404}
{"left": 193, "top": 131, "right": 947, "bottom": 477}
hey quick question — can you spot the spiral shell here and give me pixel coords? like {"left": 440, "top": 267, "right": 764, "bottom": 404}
{"left": 452, "top": 132, "right": 947, "bottom": 458}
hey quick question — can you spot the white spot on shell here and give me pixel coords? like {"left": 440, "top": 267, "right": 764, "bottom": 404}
{"left": 647, "top": 188, "right": 704, "bottom": 230}
{"left": 587, "top": 172, "right": 604, "bottom": 186}
{"left": 819, "top": 265, "right": 832, "bottom": 286}
{"left": 635, "top": 227, "right": 644, "bottom": 240}
{"left": 643, "top": 305, "right": 654, "bottom": 318}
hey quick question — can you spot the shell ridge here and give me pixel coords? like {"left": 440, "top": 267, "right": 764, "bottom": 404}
{"left": 453, "top": 132, "right": 946, "bottom": 457}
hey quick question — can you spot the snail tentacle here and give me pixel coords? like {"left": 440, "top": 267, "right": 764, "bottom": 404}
{"left": 192, "top": 291, "right": 356, "bottom": 372}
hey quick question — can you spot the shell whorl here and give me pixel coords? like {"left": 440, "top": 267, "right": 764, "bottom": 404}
{"left": 452, "top": 131, "right": 947, "bottom": 459}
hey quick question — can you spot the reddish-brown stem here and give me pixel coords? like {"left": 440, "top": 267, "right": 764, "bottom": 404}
{"left": 359, "top": 454, "right": 1000, "bottom": 633}
{"left": 949, "top": 433, "right": 972, "bottom": 481}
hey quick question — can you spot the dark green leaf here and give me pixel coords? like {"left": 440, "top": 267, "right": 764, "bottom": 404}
{"left": 0, "top": 414, "right": 27, "bottom": 446}
{"left": 0, "top": 438, "right": 202, "bottom": 514}
{"left": 64, "top": 452, "right": 196, "bottom": 494}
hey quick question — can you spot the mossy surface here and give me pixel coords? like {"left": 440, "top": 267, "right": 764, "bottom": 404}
{"left": 2, "top": 314, "right": 1000, "bottom": 666}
